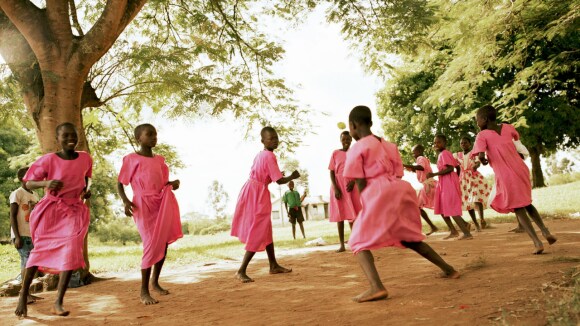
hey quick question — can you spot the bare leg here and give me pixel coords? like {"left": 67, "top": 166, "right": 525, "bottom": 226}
{"left": 353, "top": 251, "right": 389, "bottom": 303}
{"left": 420, "top": 209, "right": 438, "bottom": 235}
{"left": 235, "top": 250, "right": 256, "bottom": 283}
{"left": 452, "top": 216, "right": 473, "bottom": 239}
{"left": 475, "top": 202, "right": 486, "bottom": 229}
{"left": 52, "top": 271, "right": 72, "bottom": 316}
{"left": 442, "top": 217, "right": 459, "bottom": 239}
{"left": 266, "top": 243, "right": 292, "bottom": 274}
{"left": 15, "top": 266, "right": 38, "bottom": 317}
{"left": 467, "top": 209, "right": 481, "bottom": 231}
{"left": 298, "top": 221, "right": 306, "bottom": 239}
{"left": 151, "top": 244, "right": 169, "bottom": 295}
{"left": 291, "top": 223, "right": 296, "bottom": 239}
{"left": 509, "top": 219, "right": 524, "bottom": 233}
{"left": 337, "top": 221, "right": 346, "bottom": 252}
{"left": 140, "top": 267, "right": 158, "bottom": 304}
{"left": 20, "top": 266, "right": 41, "bottom": 304}
{"left": 402, "top": 241, "right": 459, "bottom": 278}
{"left": 525, "top": 205, "right": 557, "bottom": 244}
{"left": 514, "top": 207, "right": 544, "bottom": 254}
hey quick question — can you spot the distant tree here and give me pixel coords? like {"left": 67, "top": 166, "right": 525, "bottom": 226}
{"left": 206, "top": 180, "right": 229, "bottom": 220}
{"left": 280, "top": 157, "right": 309, "bottom": 195}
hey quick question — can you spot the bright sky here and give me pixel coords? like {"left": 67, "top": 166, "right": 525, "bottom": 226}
{"left": 142, "top": 7, "right": 385, "bottom": 216}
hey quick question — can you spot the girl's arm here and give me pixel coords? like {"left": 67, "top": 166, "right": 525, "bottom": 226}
{"left": 355, "top": 178, "right": 367, "bottom": 193}
{"left": 477, "top": 152, "right": 489, "bottom": 165}
{"left": 403, "top": 164, "right": 424, "bottom": 172}
{"left": 26, "top": 180, "right": 63, "bottom": 191}
{"left": 10, "top": 203, "right": 22, "bottom": 249}
{"left": 455, "top": 166, "right": 461, "bottom": 176}
{"left": 276, "top": 170, "right": 300, "bottom": 185}
{"left": 426, "top": 165, "right": 455, "bottom": 178}
{"left": 167, "top": 179, "right": 180, "bottom": 190}
{"left": 117, "top": 182, "right": 136, "bottom": 217}
{"left": 330, "top": 170, "right": 342, "bottom": 199}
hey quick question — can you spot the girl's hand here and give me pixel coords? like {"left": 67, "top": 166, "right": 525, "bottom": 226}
{"left": 123, "top": 200, "right": 136, "bottom": 217}
{"left": 346, "top": 180, "right": 355, "bottom": 192}
{"left": 169, "top": 180, "right": 180, "bottom": 190}
{"left": 82, "top": 190, "right": 92, "bottom": 200}
{"left": 334, "top": 187, "right": 343, "bottom": 200}
{"left": 480, "top": 157, "right": 489, "bottom": 165}
{"left": 46, "top": 180, "right": 64, "bottom": 191}
{"left": 290, "top": 170, "right": 300, "bottom": 179}
{"left": 426, "top": 172, "right": 435, "bottom": 179}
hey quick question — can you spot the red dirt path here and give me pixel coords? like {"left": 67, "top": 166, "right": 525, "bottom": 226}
{"left": 1, "top": 219, "right": 579, "bottom": 325}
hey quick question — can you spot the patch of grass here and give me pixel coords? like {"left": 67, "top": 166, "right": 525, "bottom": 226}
{"left": 546, "top": 268, "right": 580, "bottom": 325}
{"left": 0, "top": 244, "right": 20, "bottom": 283}
{"left": 549, "top": 256, "right": 580, "bottom": 264}
{"left": 464, "top": 255, "right": 488, "bottom": 270}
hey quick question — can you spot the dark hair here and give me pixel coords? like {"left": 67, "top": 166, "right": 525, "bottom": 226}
{"left": 134, "top": 123, "right": 156, "bottom": 139}
{"left": 56, "top": 122, "right": 77, "bottom": 135}
{"left": 340, "top": 130, "right": 351, "bottom": 138}
{"left": 348, "top": 105, "right": 372, "bottom": 126}
{"left": 260, "top": 126, "right": 276, "bottom": 138}
{"left": 435, "top": 134, "right": 447, "bottom": 144}
{"left": 17, "top": 167, "right": 29, "bottom": 181}
{"left": 460, "top": 136, "right": 472, "bottom": 144}
{"left": 412, "top": 144, "right": 424, "bottom": 153}
{"left": 477, "top": 104, "right": 497, "bottom": 122}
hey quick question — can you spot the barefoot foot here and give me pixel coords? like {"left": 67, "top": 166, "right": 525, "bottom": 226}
{"left": 14, "top": 295, "right": 27, "bottom": 317}
{"left": 440, "top": 270, "right": 461, "bottom": 279}
{"left": 509, "top": 226, "right": 524, "bottom": 233}
{"left": 480, "top": 220, "right": 487, "bottom": 229}
{"left": 545, "top": 234, "right": 557, "bottom": 245}
{"left": 533, "top": 245, "right": 544, "bottom": 255}
{"left": 151, "top": 283, "right": 169, "bottom": 295}
{"left": 443, "top": 233, "right": 459, "bottom": 240}
{"left": 457, "top": 234, "right": 473, "bottom": 240}
{"left": 426, "top": 227, "right": 438, "bottom": 236}
{"left": 352, "top": 288, "right": 389, "bottom": 303}
{"left": 270, "top": 265, "right": 292, "bottom": 274}
{"left": 27, "top": 294, "right": 42, "bottom": 304}
{"left": 140, "top": 293, "right": 159, "bottom": 305}
{"left": 336, "top": 246, "right": 346, "bottom": 253}
{"left": 51, "top": 302, "right": 70, "bottom": 316}
{"left": 235, "top": 272, "right": 254, "bottom": 283}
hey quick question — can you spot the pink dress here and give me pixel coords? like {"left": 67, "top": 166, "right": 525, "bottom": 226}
{"left": 454, "top": 151, "right": 490, "bottom": 210}
{"left": 415, "top": 156, "right": 437, "bottom": 210}
{"left": 23, "top": 152, "right": 92, "bottom": 273}
{"left": 344, "top": 136, "right": 425, "bottom": 254}
{"left": 118, "top": 153, "right": 183, "bottom": 269}
{"left": 328, "top": 150, "right": 361, "bottom": 222}
{"left": 434, "top": 150, "right": 462, "bottom": 216}
{"left": 471, "top": 124, "right": 532, "bottom": 213}
{"left": 231, "top": 150, "right": 283, "bottom": 252}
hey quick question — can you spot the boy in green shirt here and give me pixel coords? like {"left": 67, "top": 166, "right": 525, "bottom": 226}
{"left": 282, "top": 181, "right": 306, "bottom": 239}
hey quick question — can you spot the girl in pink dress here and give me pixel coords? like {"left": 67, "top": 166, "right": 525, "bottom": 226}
{"left": 472, "top": 105, "right": 556, "bottom": 254}
{"left": 344, "top": 106, "right": 459, "bottom": 303}
{"left": 231, "top": 127, "right": 300, "bottom": 283}
{"left": 15, "top": 123, "right": 92, "bottom": 318}
{"left": 454, "top": 137, "right": 491, "bottom": 231}
{"left": 328, "top": 131, "right": 361, "bottom": 252}
{"left": 427, "top": 135, "right": 473, "bottom": 240}
{"left": 403, "top": 144, "right": 439, "bottom": 235}
{"left": 117, "top": 124, "right": 183, "bottom": 305}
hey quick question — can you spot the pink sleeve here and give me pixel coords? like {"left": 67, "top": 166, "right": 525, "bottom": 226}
{"left": 85, "top": 153, "right": 93, "bottom": 178}
{"left": 471, "top": 132, "right": 487, "bottom": 157}
{"left": 266, "top": 152, "right": 283, "bottom": 182}
{"left": 118, "top": 155, "right": 136, "bottom": 185}
{"left": 328, "top": 151, "right": 336, "bottom": 171}
{"left": 508, "top": 124, "right": 520, "bottom": 141}
{"left": 440, "top": 150, "right": 458, "bottom": 167}
{"left": 417, "top": 157, "right": 428, "bottom": 169}
{"left": 388, "top": 143, "right": 404, "bottom": 178}
{"left": 158, "top": 155, "right": 170, "bottom": 183}
{"left": 343, "top": 144, "right": 364, "bottom": 179}
{"left": 23, "top": 155, "right": 49, "bottom": 182}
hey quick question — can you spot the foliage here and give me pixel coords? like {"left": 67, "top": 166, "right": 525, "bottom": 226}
{"left": 0, "top": 127, "right": 32, "bottom": 238}
{"left": 280, "top": 157, "right": 310, "bottom": 194}
{"left": 548, "top": 172, "right": 580, "bottom": 186}
{"left": 206, "top": 180, "right": 229, "bottom": 220}
{"left": 94, "top": 217, "right": 141, "bottom": 245}
{"left": 182, "top": 218, "right": 231, "bottom": 236}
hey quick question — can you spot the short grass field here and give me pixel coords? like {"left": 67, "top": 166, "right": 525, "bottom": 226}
{"left": 1, "top": 180, "right": 579, "bottom": 283}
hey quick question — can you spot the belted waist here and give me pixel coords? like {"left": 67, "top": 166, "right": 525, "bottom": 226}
{"left": 248, "top": 178, "right": 268, "bottom": 185}
{"left": 45, "top": 193, "right": 83, "bottom": 205}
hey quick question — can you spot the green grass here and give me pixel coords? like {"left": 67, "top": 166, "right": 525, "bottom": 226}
{"left": 2, "top": 180, "right": 580, "bottom": 284}
{"left": 546, "top": 267, "right": 580, "bottom": 325}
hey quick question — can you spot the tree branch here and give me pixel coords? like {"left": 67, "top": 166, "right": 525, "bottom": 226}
{"left": 46, "top": 0, "right": 73, "bottom": 49}
{"left": 69, "top": 0, "right": 84, "bottom": 36}
{"left": 0, "top": 0, "right": 52, "bottom": 61}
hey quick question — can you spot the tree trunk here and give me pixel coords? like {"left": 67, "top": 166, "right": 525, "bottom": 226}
{"left": 529, "top": 145, "right": 546, "bottom": 188}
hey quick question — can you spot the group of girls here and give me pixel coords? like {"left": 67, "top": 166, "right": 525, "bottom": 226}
{"left": 15, "top": 104, "right": 558, "bottom": 318}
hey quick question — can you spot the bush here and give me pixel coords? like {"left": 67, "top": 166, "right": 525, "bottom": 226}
{"left": 548, "top": 172, "right": 580, "bottom": 186}
{"left": 184, "top": 219, "right": 231, "bottom": 236}
{"left": 94, "top": 217, "right": 141, "bottom": 245}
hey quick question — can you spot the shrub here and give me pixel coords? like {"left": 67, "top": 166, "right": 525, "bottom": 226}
{"left": 548, "top": 172, "right": 580, "bottom": 186}
{"left": 94, "top": 217, "right": 141, "bottom": 245}
{"left": 184, "top": 219, "right": 231, "bottom": 236}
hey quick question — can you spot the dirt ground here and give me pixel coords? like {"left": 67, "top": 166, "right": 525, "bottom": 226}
{"left": 1, "top": 219, "right": 579, "bottom": 326}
